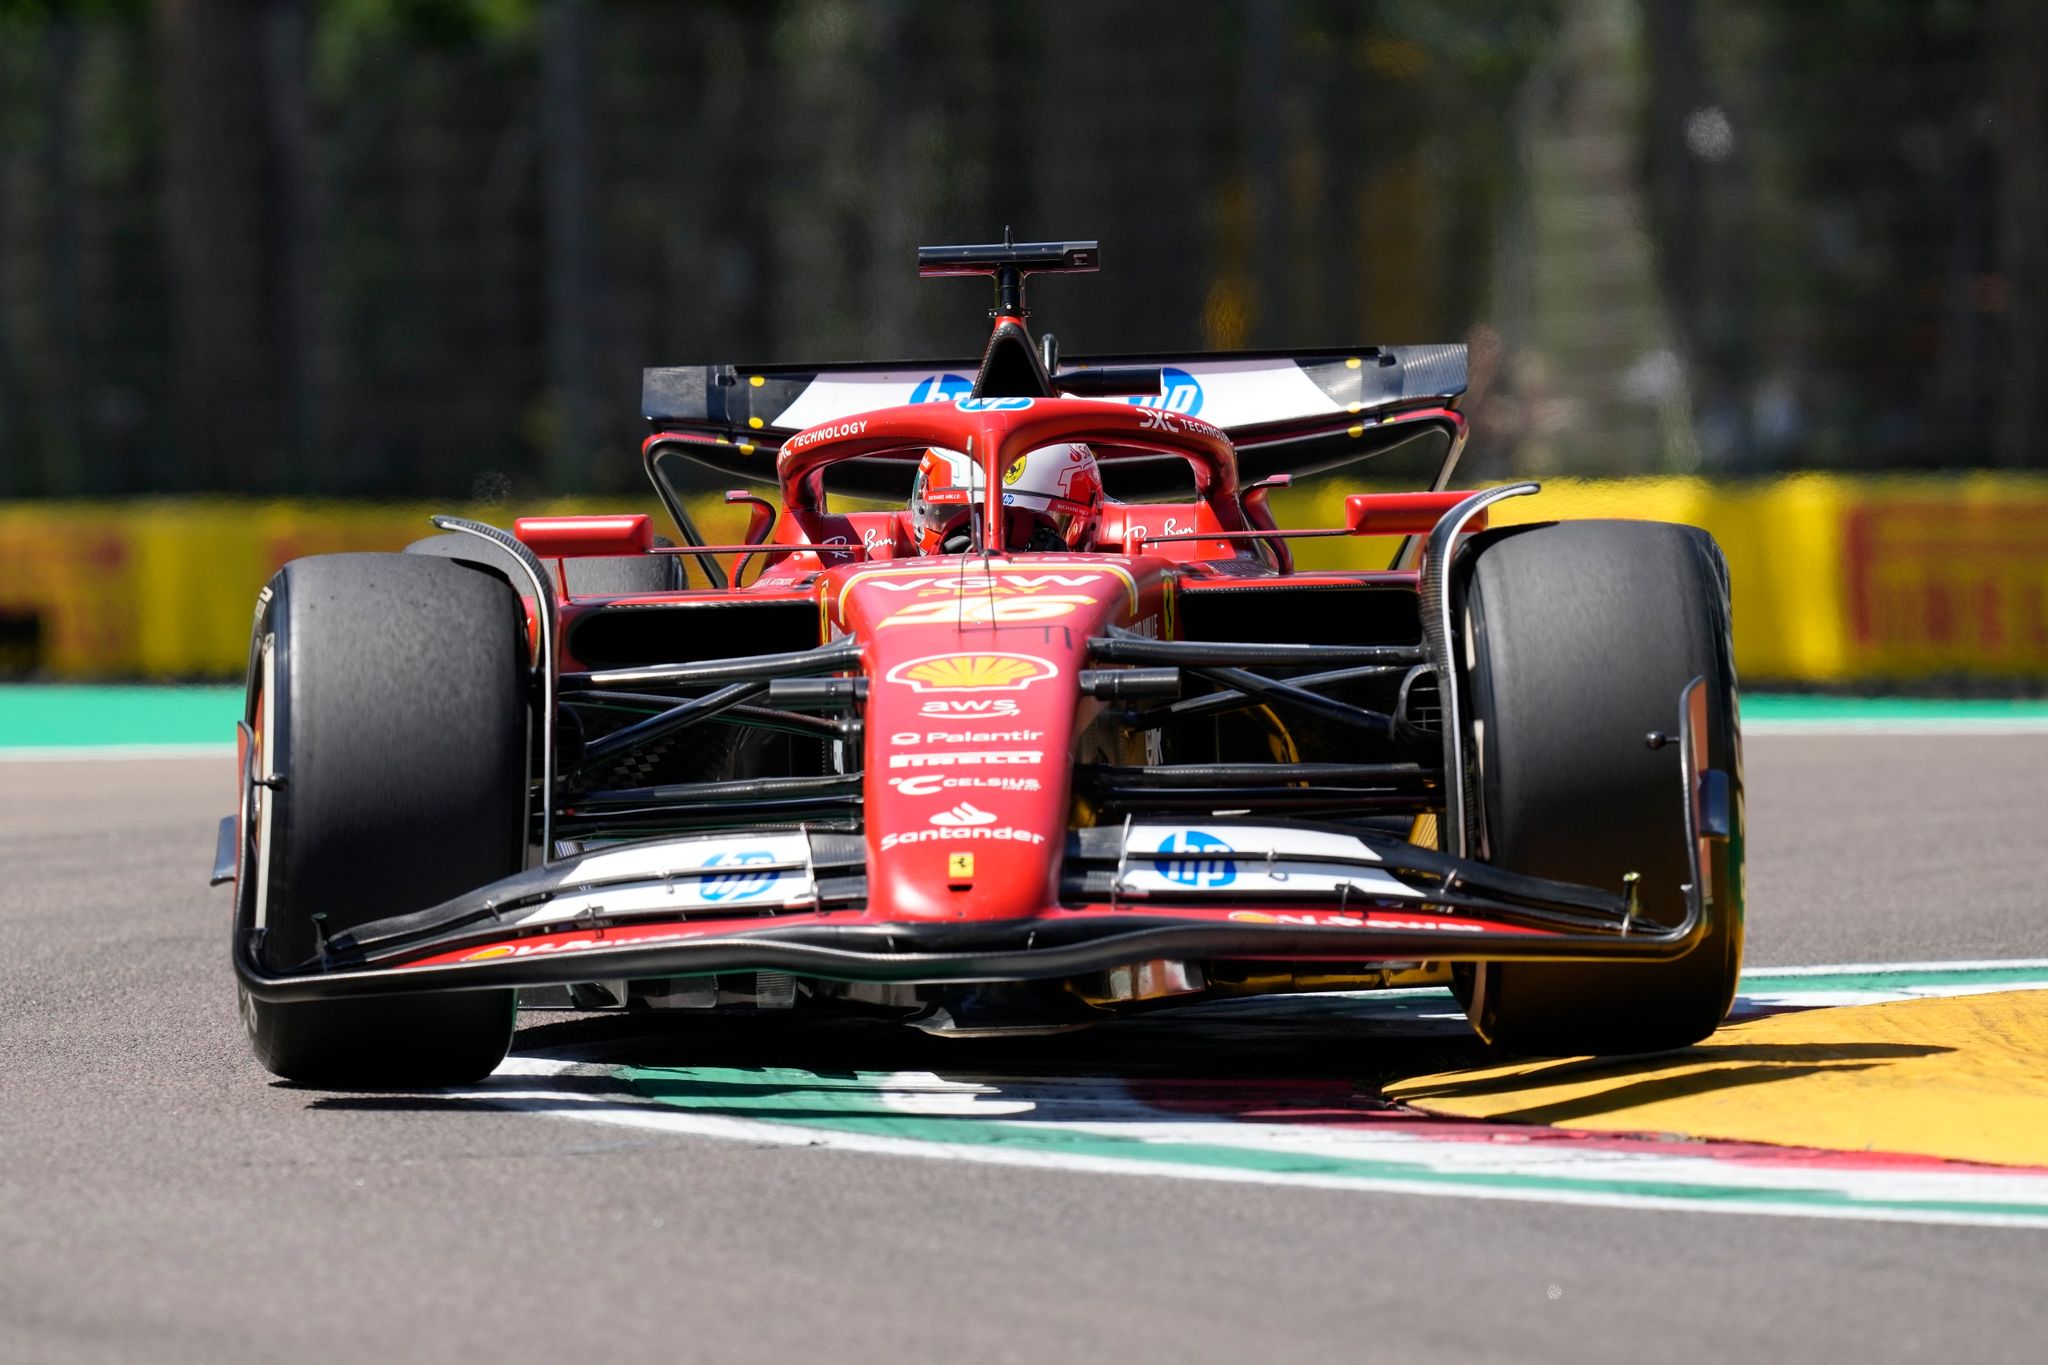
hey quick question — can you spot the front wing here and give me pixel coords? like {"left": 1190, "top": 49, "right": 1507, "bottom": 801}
{"left": 234, "top": 681, "right": 1725, "bottom": 1004}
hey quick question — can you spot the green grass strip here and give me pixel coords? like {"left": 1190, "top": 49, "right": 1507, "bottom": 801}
{"left": 1744, "top": 694, "right": 2048, "bottom": 724}
{"left": 5, "top": 686, "right": 2046, "bottom": 750}
{"left": 1742, "top": 966, "right": 2048, "bottom": 993}
{"left": 0, "top": 685, "right": 241, "bottom": 748}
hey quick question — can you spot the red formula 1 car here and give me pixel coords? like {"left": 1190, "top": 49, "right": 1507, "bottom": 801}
{"left": 218, "top": 238, "right": 1741, "bottom": 1084}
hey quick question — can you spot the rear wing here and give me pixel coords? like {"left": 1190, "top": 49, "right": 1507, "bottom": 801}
{"left": 642, "top": 344, "right": 1468, "bottom": 501}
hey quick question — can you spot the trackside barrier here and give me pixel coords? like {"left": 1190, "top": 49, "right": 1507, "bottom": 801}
{"left": 1, "top": 475, "right": 2045, "bottom": 682}
{"left": 0, "top": 497, "right": 674, "bottom": 679}
{"left": 1278, "top": 473, "right": 2048, "bottom": 683}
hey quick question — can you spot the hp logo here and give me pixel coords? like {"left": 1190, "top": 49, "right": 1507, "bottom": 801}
{"left": 1126, "top": 366, "right": 1203, "bottom": 416}
{"left": 700, "top": 849, "right": 778, "bottom": 902}
{"left": 910, "top": 374, "right": 973, "bottom": 404}
{"left": 1155, "top": 830, "right": 1236, "bottom": 888}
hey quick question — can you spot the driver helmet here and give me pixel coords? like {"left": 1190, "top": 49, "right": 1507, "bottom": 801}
{"left": 909, "top": 442, "right": 1103, "bottom": 554}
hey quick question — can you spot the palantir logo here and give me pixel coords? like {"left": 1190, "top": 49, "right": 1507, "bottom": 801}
{"left": 1126, "top": 366, "right": 1203, "bottom": 416}
{"left": 699, "top": 849, "right": 778, "bottom": 902}
{"left": 910, "top": 373, "right": 973, "bottom": 404}
{"left": 1155, "top": 830, "right": 1236, "bottom": 888}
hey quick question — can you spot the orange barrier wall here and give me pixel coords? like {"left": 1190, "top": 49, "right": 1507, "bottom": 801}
{"left": 2, "top": 477, "right": 2045, "bottom": 682}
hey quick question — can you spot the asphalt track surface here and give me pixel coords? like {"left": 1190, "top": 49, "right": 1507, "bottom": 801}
{"left": 4, "top": 735, "right": 2046, "bottom": 1364}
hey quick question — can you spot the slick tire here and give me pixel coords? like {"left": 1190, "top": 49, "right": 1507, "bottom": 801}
{"left": 1457, "top": 519, "right": 1743, "bottom": 1056}
{"left": 236, "top": 553, "right": 528, "bottom": 1085}
{"left": 405, "top": 531, "right": 682, "bottom": 595}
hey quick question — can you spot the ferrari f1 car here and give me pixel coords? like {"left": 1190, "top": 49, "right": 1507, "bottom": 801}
{"left": 218, "top": 238, "right": 1742, "bottom": 1084}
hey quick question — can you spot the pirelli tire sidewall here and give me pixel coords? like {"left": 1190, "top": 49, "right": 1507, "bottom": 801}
{"left": 234, "top": 552, "right": 530, "bottom": 1085}
{"left": 1456, "top": 519, "right": 1744, "bottom": 1057}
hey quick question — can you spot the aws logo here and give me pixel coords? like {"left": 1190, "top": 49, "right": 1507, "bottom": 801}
{"left": 1126, "top": 366, "right": 1203, "bottom": 416}
{"left": 920, "top": 698, "right": 1020, "bottom": 718}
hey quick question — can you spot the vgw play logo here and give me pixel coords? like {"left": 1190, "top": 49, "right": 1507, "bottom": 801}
{"left": 910, "top": 373, "right": 973, "bottom": 404}
{"left": 1126, "top": 366, "right": 1203, "bottom": 416}
{"left": 1155, "top": 830, "right": 1236, "bottom": 888}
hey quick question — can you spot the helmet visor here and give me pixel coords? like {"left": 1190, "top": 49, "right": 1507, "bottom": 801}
{"left": 1002, "top": 505, "right": 1088, "bottom": 551}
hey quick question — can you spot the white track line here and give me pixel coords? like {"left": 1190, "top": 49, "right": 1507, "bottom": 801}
{"left": 1744, "top": 958, "right": 2048, "bottom": 976}
{"left": 0, "top": 743, "right": 235, "bottom": 762}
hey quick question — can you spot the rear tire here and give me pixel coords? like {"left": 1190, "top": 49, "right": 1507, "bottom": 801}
{"left": 1458, "top": 520, "right": 1743, "bottom": 1056}
{"left": 236, "top": 553, "right": 528, "bottom": 1084}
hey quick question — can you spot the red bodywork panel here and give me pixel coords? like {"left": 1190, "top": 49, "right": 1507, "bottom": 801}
{"left": 559, "top": 401, "right": 1462, "bottom": 929}
{"left": 832, "top": 554, "right": 1163, "bottom": 922}
{"left": 1345, "top": 490, "right": 1489, "bottom": 536}
{"left": 516, "top": 514, "right": 655, "bottom": 558}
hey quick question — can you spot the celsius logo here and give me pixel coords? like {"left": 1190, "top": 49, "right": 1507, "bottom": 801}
{"left": 1155, "top": 830, "right": 1236, "bottom": 888}
{"left": 1127, "top": 366, "right": 1203, "bottom": 416}
{"left": 910, "top": 373, "right": 972, "bottom": 404}
{"left": 698, "top": 849, "right": 778, "bottom": 902}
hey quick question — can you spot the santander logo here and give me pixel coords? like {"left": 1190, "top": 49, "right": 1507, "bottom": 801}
{"left": 927, "top": 801, "right": 998, "bottom": 828}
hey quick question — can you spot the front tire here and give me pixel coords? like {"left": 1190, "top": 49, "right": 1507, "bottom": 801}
{"left": 1458, "top": 519, "right": 1743, "bottom": 1056}
{"left": 236, "top": 553, "right": 529, "bottom": 1084}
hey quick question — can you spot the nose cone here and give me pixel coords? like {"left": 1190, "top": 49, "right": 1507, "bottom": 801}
{"left": 836, "top": 559, "right": 1142, "bottom": 922}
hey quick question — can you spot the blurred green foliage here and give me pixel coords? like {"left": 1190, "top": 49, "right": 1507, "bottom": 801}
{"left": 0, "top": 0, "right": 2039, "bottom": 500}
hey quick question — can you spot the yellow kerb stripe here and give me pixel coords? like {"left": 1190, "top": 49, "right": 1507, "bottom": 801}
{"left": 1386, "top": 990, "right": 2048, "bottom": 1168}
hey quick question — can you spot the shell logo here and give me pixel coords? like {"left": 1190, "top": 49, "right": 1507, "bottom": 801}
{"left": 885, "top": 653, "right": 1059, "bottom": 693}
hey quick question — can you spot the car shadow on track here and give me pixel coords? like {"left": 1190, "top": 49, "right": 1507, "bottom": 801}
{"left": 521, "top": 995, "right": 1491, "bottom": 1079}
{"left": 287, "top": 994, "right": 1503, "bottom": 1130}
{"left": 281, "top": 991, "right": 1486, "bottom": 1102}
{"left": 286, "top": 1003, "right": 1973, "bottom": 1184}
